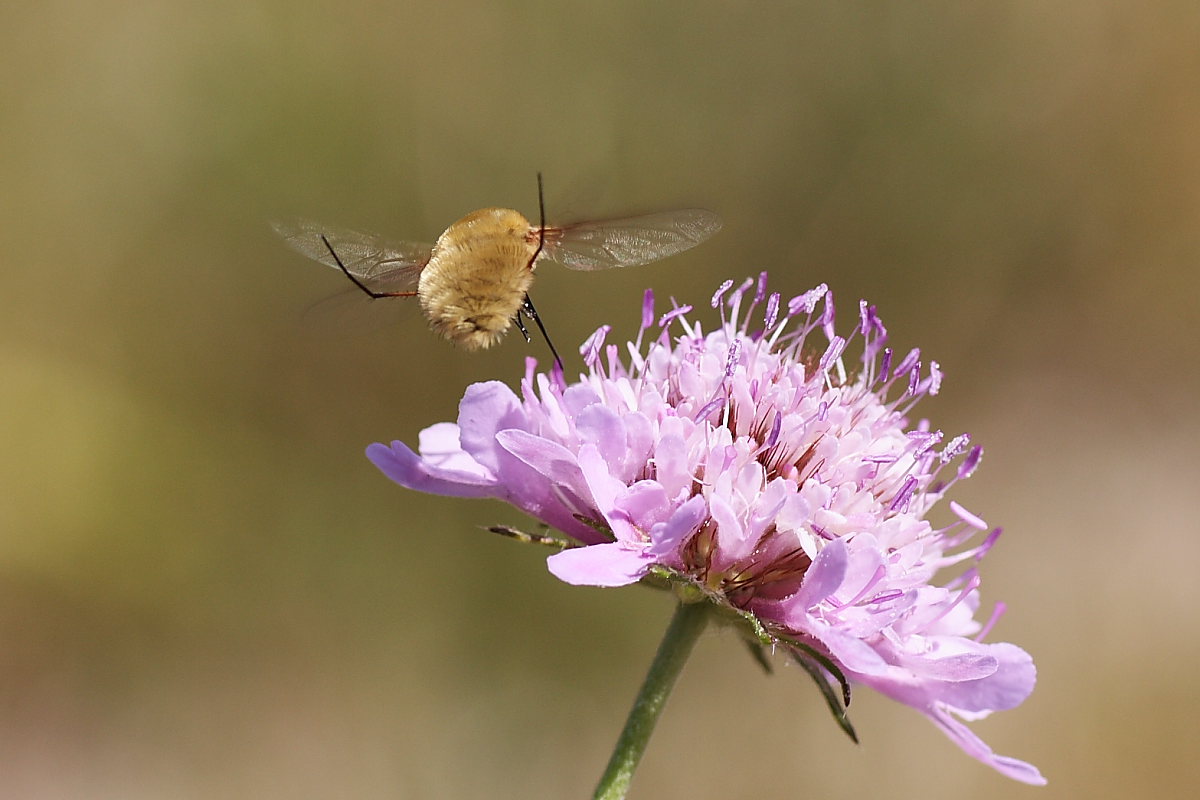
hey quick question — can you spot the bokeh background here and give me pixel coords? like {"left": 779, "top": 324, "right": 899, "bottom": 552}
{"left": 2, "top": 1, "right": 1197, "bottom": 798}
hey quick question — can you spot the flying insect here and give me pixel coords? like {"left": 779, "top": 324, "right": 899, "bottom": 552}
{"left": 272, "top": 176, "right": 721, "bottom": 366}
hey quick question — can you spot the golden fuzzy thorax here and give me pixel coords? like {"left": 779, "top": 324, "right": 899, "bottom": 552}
{"left": 417, "top": 208, "right": 539, "bottom": 350}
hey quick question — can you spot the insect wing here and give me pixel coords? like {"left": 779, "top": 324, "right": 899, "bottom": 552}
{"left": 539, "top": 208, "right": 721, "bottom": 271}
{"left": 271, "top": 218, "right": 432, "bottom": 291}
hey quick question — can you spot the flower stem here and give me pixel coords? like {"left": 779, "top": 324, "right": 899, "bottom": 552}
{"left": 592, "top": 600, "right": 710, "bottom": 800}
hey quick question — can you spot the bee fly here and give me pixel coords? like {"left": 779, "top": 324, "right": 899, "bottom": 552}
{"left": 273, "top": 175, "right": 721, "bottom": 368}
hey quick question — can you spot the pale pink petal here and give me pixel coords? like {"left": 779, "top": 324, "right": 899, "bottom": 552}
{"left": 366, "top": 442, "right": 497, "bottom": 498}
{"left": 647, "top": 495, "right": 708, "bottom": 558}
{"left": 707, "top": 493, "right": 746, "bottom": 568}
{"left": 928, "top": 641, "right": 1036, "bottom": 713}
{"left": 416, "top": 423, "right": 489, "bottom": 476}
{"left": 456, "top": 381, "right": 530, "bottom": 475}
{"left": 614, "top": 481, "right": 671, "bottom": 527}
{"left": 575, "top": 404, "right": 630, "bottom": 473}
{"left": 496, "top": 430, "right": 588, "bottom": 498}
{"left": 927, "top": 705, "right": 1047, "bottom": 785}
{"left": 546, "top": 543, "right": 652, "bottom": 587}
{"left": 793, "top": 538, "right": 848, "bottom": 609}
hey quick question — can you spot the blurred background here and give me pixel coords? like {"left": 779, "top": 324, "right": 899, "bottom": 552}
{"left": 2, "top": 1, "right": 1197, "bottom": 797}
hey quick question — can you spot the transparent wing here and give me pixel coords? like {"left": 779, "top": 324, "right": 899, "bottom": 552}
{"left": 539, "top": 208, "right": 721, "bottom": 271}
{"left": 271, "top": 218, "right": 432, "bottom": 290}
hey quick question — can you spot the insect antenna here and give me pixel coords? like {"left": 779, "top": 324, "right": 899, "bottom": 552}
{"left": 320, "top": 234, "right": 417, "bottom": 299}
{"left": 520, "top": 172, "right": 565, "bottom": 371}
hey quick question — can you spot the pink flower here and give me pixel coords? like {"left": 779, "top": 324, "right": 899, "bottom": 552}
{"left": 368, "top": 274, "right": 1044, "bottom": 785}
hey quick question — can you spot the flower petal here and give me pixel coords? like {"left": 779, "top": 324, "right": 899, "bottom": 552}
{"left": 794, "top": 538, "right": 848, "bottom": 609}
{"left": 930, "top": 641, "right": 1037, "bottom": 714}
{"left": 416, "top": 423, "right": 490, "bottom": 477}
{"left": 576, "top": 405, "right": 630, "bottom": 475}
{"left": 366, "top": 441, "right": 498, "bottom": 498}
{"left": 708, "top": 493, "right": 746, "bottom": 568}
{"left": 927, "top": 705, "right": 1047, "bottom": 785}
{"left": 647, "top": 495, "right": 708, "bottom": 558}
{"left": 546, "top": 543, "right": 652, "bottom": 587}
{"left": 496, "top": 430, "right": 588, "bottom": 499}
{"left": 577, "top": 444, "right": 638, "bottom": 542}
{"left": 457, "top": 381, "right": 530, "bottom": 475}
{"left": 651, "top": 417, "right": 695, "bottom": 499}
{"left": 614, "top": 481, "right": 671, "bottom": 527}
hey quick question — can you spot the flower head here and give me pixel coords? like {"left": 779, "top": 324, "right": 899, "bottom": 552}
{"left": 368, "top": 274, "right": 1043, "bottom": 785}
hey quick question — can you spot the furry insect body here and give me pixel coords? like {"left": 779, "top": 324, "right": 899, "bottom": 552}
{"left": 418, "top": 207, "right": 539, "bottom": 350}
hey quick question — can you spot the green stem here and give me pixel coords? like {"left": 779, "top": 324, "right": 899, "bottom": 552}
{"left": 592, "top": 600, "right": 711, "bottom": 800}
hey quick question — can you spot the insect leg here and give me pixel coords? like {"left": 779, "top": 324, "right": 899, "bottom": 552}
{"left": 320, "top": 234, "right": 417, "bottom": 299}
{"left": 512, "top": 309, "right": 532, "bottom": 343}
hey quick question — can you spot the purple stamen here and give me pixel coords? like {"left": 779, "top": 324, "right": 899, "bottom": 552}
{"left": 877, "top": 348, "right": 893, "bottom": 385}
{"left": 641, "top": 289, "right": 655, "bottom": 330}
{"left": 906, "top": 362, "right": 921, "bottom": 396}
{"left": 977, "top": 526, "right": 1003, "bottom": 558}
{"left": 864, "top": 310, "right": 889, "bottom": 363}
{"left": 765, "top": 292, "right": 780, "bottom": 329}
{"left": 726, "top": 277, "right": 755, "bottom": 318}
{"left": 923, "top": 569, "right": 981, "bottom": 631}
{"left": 893, "top": 348, "right": 920, "bottom": 379}
{"left": 949, "top": 500, "right": 988, "bottom": 530}
{"left": 724, "top": 339, "right": 741, "bottom": 378}
{"left": 907, "top": 430, "right": 940, "bottom": 451}
{"left": 958, "top": 445, "right": 983, "bottom": 479}
{"left": 927, "top": 360, "right": 943, "bottom": 396}
{"left": 580, "top": 325, "right": 611, "bottom": 369}
{"left": 820, "top": 289, "right": 836, "bottom": 340}
{"left": 811, "top": 524, "right": 835, "bottom": 540}
{"left": 766, "top": 410, "right": 782, "bottom": 448}
{"left": 819, "top": 336, "right": 846, "bottom": 374}
{"left": 711, "top": 279, "right": 734, "bottom": 308}
{"left": 789, "top": 283, "right": 828, "bottom": 315}
{"left": 941, "top": 434, "right": 970, "bottom": 463}
{"left": 659, "top": 305, "right": 693, "bottom": 328}
{"left": 843, "top": 565, "right": 888, "bottom": 606}
{"left": 695, "top": 395, "right": 726, "bottom": 423}
{"left": 889, "top": 476, "right": 918, "bottom": 512}
{"left": 974, "top": 601, "right": 1006, "bottom": 642}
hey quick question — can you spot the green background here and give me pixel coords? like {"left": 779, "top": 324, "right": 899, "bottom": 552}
{"left": 2, "top": 1, "right": 1196, "bottom": 797}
